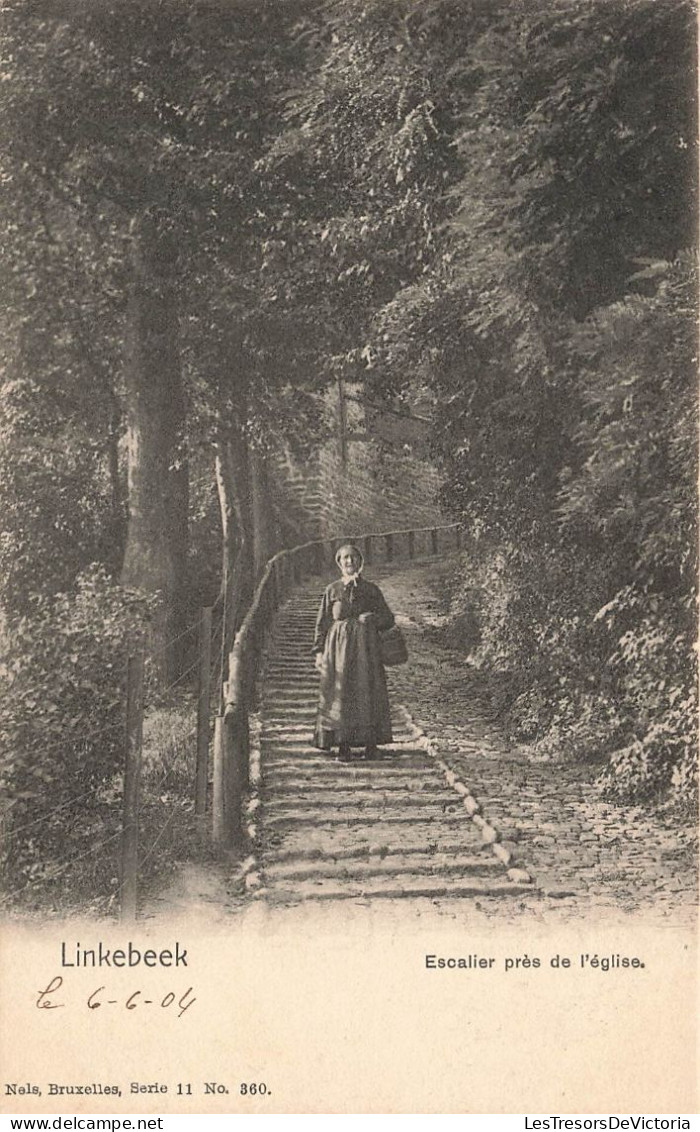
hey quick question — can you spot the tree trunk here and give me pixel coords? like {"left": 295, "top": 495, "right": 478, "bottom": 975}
{"left": 214, "top": 428, "right": 254, "bottom": 666}
{"left": 250, "top": 447, "right": 277, "bottom": 577}
{"left": 120, "top": 209, "right": 189, "bottom": 684}
{"left": 104, "top": 393, "right": 127, "bottom": 577}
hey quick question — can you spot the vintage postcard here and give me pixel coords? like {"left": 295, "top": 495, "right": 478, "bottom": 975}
{"left": 0, "top": 0, "right": 697, "bottom": 1117}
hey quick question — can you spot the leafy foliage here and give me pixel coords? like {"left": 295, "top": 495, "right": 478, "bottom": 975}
{"left": 0, "top": 569, "right": 156, "bottom": 900}
{"left": 328, "top": 0, "right": 698, "bottom": 806}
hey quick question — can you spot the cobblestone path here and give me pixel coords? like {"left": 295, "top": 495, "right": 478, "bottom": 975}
{"left": 252, "top": 580, "right": 537, "bottom": 905}
{"left": 379, "top": 560, "right": 698, "bottom": 926}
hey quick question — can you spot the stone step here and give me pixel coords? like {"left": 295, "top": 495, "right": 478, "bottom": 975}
{"left": 262, "top": 749, "right": 432, "bottom": 766}
{"left": 262, "top": 706, "right": 316, "bottom": 718}
{"left": 271, "top": 634, "right": 313, "bottom": 641}
{"left": 263, "top": 853, "right": 504, "bottom": 884}
{"left": 270, "top": 644, "right": 312, "bottom": 650}
{"left": 262, "top": 702, "right": 318, "bottom": 713}
{"left": 262, "top": 735, "right": 419, "bottom": 750}
{"left": 262, "top": 715, "right": 414, "bottom": 728}
{"left": 274, "top": 624, "right": 317, "bottom": 633}
{"left": 266, "top": 840, "right": 491, "bottom": 864}
{"left": 261, "top": 720, "right": 318, "bottom": 729}
{"left": 264, "top": 674, "right": 316, "bottom": 682}
{"left": 261, "top": 697, "right": 318, "bottom": 709}
{"left": 274, "top": 626, "right": 317, "bottom": 632}
{"left": 262, "top": 767, "right": 439, "bottom": 785}
{"left": 260, "top": 730, "right": 318, "bottom": 743}
{"left": 263, "top": 877, "right": 535, "bottom": 902}
{"left": 263, "top": 789, "right": 462, "bottom": 810}
{"left": 261, "top": 825, "right": 488, "bottom": 860}
{"left": 261, "top": 751, "right": 432, "bottom": 769}
{"left": 262, "top": 661, "right": 314, "bottom": 670}
{"left": 262, "top": 685, "right": 317, "bottom": 694}
{"left": 263, "top": 683, "right": 315, "bottom": 693}
{"left": 263, "top": 676, "right": 313, "bottom": 689}
{"left": 263, "top": 808, "right": 476, "bottom": 828}
{"left": 263, "top": 784, "right": 449, "bottom": 800}
{"left": 264, "top": 677, "right": 316, "bottom": 685}
{"left": 261, "top": 723, "right": 414, "bottom": 736}
{"left": 265, "top": 657, "right": 315, "bottom": 666}
{"left": 266, "top": 658, "right": 312, "bottom": 668}
{"left": 261, "top": 745, "right": 431, "bottom": 760}
{"left": 263, "top": 716, "right": 318, "bottom": 727}
{"left": 271, "top": 638, "right": 315, "bottom": 646}
{"left": 264, "top": 744, "right": 426, "bottom": 758}
{"left": 261, "top": 693, "right": 317, "bottom": 704}
{"left": 265, "top": 651, "right": 315, "bottom": 660}
{"left": 262, "top": 772, "right": 447, "bottom": 791}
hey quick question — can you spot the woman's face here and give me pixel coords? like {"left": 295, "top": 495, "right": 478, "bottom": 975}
{"left": 338, "top": 549, "right": 361, "bottom": 577}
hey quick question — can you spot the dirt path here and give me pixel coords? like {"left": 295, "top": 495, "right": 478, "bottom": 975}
{"left": 379, "top": 559, "right": 698, "bottom": 927}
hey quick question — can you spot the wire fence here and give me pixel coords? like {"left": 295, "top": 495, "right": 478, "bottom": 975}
{"left": 1, "top": 522, "right": 463, "bottom": 919}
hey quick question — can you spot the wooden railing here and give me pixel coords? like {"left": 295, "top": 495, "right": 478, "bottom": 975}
{"left": 213, "top": 522, "right": 463, "bottom": 848}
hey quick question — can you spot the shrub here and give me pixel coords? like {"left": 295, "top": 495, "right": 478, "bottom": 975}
{"left": 0, "top": 566, "right": 156, "bottom": 901}
{"left": 446, "top": 538, "right": 698, "bottom": 805}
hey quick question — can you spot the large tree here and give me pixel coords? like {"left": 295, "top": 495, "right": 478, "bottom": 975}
{"left": 1, "top": 0, "right": 313, "bottom": 674}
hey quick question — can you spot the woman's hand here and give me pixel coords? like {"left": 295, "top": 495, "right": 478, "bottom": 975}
{"left": 314, "top": 652, "right": 324, "bottom": 671}
{"left": 358, "top": 611, "right": 375, "bottom": 624}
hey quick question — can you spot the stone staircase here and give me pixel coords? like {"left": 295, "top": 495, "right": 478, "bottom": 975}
{"left": 252, "top": 579, "right": 538, "bottom": 903}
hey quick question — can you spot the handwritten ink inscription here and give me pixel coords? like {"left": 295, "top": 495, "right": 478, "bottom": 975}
{"left": 36, "top": 975, "right": 196, "bottom": 1017}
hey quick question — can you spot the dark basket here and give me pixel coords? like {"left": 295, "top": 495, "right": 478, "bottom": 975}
{"left": 379, "top": 625, "right": 408, "bottom": 666}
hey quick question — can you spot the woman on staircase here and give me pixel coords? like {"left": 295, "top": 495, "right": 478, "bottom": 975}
{"left": 313, "top": 543, "right": 395, "bottom": 759}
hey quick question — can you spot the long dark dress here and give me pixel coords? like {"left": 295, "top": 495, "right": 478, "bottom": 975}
{"left": 313, "top": 575, "right": 395, "bottom": 750}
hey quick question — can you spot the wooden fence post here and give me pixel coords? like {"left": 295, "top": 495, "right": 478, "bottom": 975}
{"left": 272, "top": 558, "right": 281, "bottom": 605}
{"left": 227, "top": 704, "right": 249, "bottom": 837}
{"left": 213, "top": 641, "right": 250, "bottom": 849}
{"left": 195, "top": 607, "right": 213, "bottom": 817}
{"left": 212, "top": 715, "right": 227, "bottom": 846}
{"left": 212, "top": 707, "right": 248, "bottom": 849}
{"left": 408, "top": 530, "right": 415, "bottom": 559}
{"left": 385, "top": 533, "right": 394, "bottom": 562}
{"left": 120, "top": 652, "right": 144, "bottom": 921}
{"left": 431, "top": 528, "right": 439, "bottom": 555}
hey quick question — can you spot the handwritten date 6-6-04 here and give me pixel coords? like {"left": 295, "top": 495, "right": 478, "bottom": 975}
{"left": 36, "top": 975, "right": 196, "bottom": 1016}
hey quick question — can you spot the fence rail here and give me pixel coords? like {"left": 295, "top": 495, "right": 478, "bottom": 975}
{"left": 215, "top": 522, "right": 463, "bottom": 849}
{"left": 2, "top": 522, "right": 462, "bottom": 919}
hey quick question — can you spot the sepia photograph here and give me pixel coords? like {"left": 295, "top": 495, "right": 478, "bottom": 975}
{"left": 0, "top": 0, "right": 697, "bottom": 1116}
